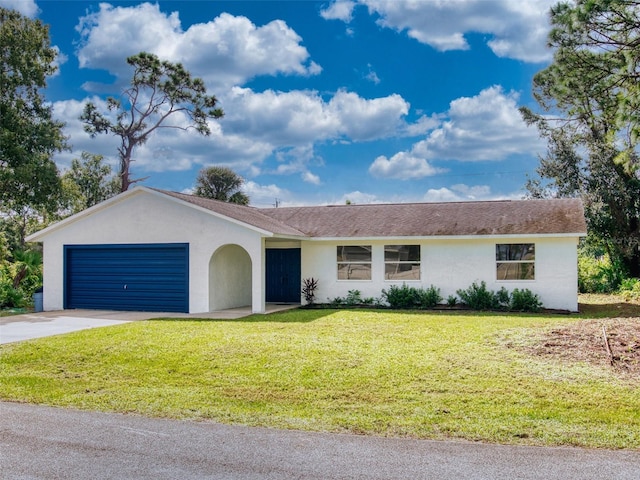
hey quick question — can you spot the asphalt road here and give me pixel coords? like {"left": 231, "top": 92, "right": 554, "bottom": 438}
{"left": 1, "top": 402, "right": 639, "bottom": 479}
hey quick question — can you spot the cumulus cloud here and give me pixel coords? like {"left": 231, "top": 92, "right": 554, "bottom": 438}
{"left": 0, "top": 0, "right": 39, "bottom": 17}
{"left": 75, "top": 3, "right": 321, "bottom": 91}
{"left": 369, "top": 152, "right": 446, "bottom": 179}
{"left": 328, "top": 0, "right": 555, "bottom": 63}
{"left": 415, "top": 86, "right": 544, "bottom": 161}
{"left": 320, "top": 0, "right": 357, "bottom": 22}
{"left": 423, "top": 184, "right": 492, "bottom": 202}
{"left": 243, "top": 181, "right": 289, "bottom": 207}
{"left": 222, "top": 87, "right": 411, "bottom": 146}
{"left": 369, "top": 86, "right": 544, "bottom": 180}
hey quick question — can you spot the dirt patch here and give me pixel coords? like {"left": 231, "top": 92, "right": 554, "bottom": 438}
{"left": 523, "top": 318, "right": 640, "bottom": 379}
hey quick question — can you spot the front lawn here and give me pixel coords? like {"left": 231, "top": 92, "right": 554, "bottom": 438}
{"left": 1, "top": 306, "right": 638, "bottom": 449}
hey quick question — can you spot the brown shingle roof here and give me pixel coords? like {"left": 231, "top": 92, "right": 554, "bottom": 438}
{"left": 158, "top": 190, "right": 586, "bottom": 238}
{"left": 261, "top": 198, "right": 587, "bottom": 237}
{"left": 156, "top": 190, "right": 306, "bottom": 236}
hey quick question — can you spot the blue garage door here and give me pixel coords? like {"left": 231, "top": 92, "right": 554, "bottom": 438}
{"left": 65, "top": 244, "right": 189, "bottom": 312}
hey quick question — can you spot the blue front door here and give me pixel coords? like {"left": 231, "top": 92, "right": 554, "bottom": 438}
{"left": 265, "top": 248, "right": 301, "bottom": 303}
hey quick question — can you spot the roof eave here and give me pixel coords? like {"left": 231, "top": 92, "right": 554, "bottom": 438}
{"left": 304, "top": 232, "right": 587, "bottom": 242}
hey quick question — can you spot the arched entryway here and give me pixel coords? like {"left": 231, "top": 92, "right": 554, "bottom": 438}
{"left": 209, "top": 244, "right": 252, "bottom": 311}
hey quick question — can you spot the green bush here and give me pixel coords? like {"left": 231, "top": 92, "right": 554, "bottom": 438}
{"left": 619, "top": 278, "right": 640, "bottom": 301}
{"left": 457, "top": 282, "right": 544, "bottom": 312}
{"left": 382, "top": 284, "right": 442, "bottom": 309}
{"left": 456, "top": 281, "right": 499, "bottom": 310}
{"left": 578, "top": 253, "right": 628, "bottom": 293}
{"left": 510, "top": 288, "right": 543, "bottom": 312}
{"left": 0, "top": 248, "right": 43, "bottom": 308}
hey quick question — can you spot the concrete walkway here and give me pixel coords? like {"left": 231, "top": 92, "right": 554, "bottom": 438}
{"left": 0, "top": 304, "right": 298, "bottom": 344}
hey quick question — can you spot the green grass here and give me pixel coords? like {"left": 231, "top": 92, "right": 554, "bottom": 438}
{"left": 1, "top": 308, "right": 638, "bottom": 449}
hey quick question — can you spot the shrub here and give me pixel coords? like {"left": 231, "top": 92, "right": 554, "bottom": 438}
{"left": 495, "top": 287, "right": 510, "bottom": 309}
{"left": 619, "top": 278, "right": 640, "bottom": 301}
{"left": 301, "top": 277, "right": 318, "bottom": 304}
{"left": 415, "top": 285, "right": 442, "bottom": 309}
{"left": 578, "top": 253, "right": 628, "bottom": 293}
{"left": 457, "top": 282, "right": 544, "bottom": 312}
{"left": 345, "top": 290, "right": 363, "bottom": 306}
{"left": 510, "top": 288, "right": 543, "bottom": 312}
{"left": 446, "top": 295, "right": 457, "bottom": 307}
{"left": 456, "top": 281, "right": 498, "bottom": 310}
{"left": 382, "top": 284, "right": 442, "bottom": 309}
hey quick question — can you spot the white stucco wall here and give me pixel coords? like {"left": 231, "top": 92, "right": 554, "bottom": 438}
{"left": 210, "top": 244, "right": 252, "bottom": 310}
{"left": 35, "top": 190, "right": 266, "bottom": 313}
{"left": 301, "top": 236, "right": 580, "bottom": 311}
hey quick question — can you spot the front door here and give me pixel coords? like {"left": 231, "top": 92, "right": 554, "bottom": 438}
{"left": 265, "top": 248, "right": 301, "bottom": 303}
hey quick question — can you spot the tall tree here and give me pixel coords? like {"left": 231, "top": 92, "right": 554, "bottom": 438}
{"left": 194, "top": 166, "right": 250, "bottom": 205}
{"left": 61, "top": 152, "right": 120, "bottom": 214}
{"left": 0, "top": 7, "right": 67, "bottom": 213}
{"left": 81, "top": 52, "right": 224, "bottom": 192}
{"left": 521, "top": 0, "right": 640, "bottom": 277}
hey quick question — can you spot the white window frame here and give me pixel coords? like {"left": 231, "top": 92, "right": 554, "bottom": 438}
{"left": 496, "top": 243, "right": 535, "bottom": 281}
{"left": 384, "top": 245, "right": 421, "bottom": 281}
{"left": 337, "top": 245, "right": 372, "bottom": 281}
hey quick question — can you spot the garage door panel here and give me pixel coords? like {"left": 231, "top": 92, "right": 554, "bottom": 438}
{"left": 65, "top": 244, "right": 189, "bottom": 312}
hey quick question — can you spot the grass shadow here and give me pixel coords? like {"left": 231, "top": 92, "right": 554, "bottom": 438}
{"left": 577, "top": 301, "right": 640, "bottom": 318}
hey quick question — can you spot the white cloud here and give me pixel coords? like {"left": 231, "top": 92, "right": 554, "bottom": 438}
{"left": 354, "top": 0, "right": 555, "bottom": 63}
{"left": 75, "top": 3, "right": 320, "bottom": 91}
{"left": 423, "top": 184, "right": 492, "bottom": 202}
{"left": 302, "top": 171, "right": 321, "bottom": 185}
{"left": 369, "top": 152, "right": 445, "bottom": 179}
{"left": 328, "top": 90, "right": 409, "bottom": 141}
{"left": 416, "top": 86, "right": 544, "bottom": 161}
{"left": 338, "top": 191, "right": 379, "bottom": 205}
{"left": 0, "top": 0, "right": 39, "bottom": 17}
{"left": 423, "top": 187, "right": 463, "bottom": 203}
{"left": 223, "top": 87, "right": 412, "bottom": 145}
{"left": 243, "top": 181, "right": 288, "bottom": 207}
{"left": 320, "top": 0, "right": 357, "bottom": 22}
{"left": 369, "top": 86, "right": 544, "bottom": 180}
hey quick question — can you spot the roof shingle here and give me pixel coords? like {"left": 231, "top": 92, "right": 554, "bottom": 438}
{"left": 158, "top": 190, "right": 586, "bottom": 238}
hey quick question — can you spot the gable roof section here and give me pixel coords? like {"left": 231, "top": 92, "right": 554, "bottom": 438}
{"left": 260, "top": 198, "right": 587, "bottom": 238}
{"left": 156, "top": 190, "right": 306, "bottom": 237}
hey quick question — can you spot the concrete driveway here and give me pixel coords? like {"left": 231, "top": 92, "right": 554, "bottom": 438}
{"left": 0, "top": 305, "right": 296, "bottom": 344}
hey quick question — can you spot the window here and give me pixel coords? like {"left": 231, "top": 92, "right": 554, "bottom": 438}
{"left": 385, "top": 245, "right": 420, "bottom": 280}
{"left": 337, "top": 246, "right": 371, "bottom": 280}
{"left": 496, "top": 244, "right": 535, "bottom": 280}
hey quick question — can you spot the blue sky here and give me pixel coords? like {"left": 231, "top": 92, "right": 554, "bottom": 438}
{"left": 4, "top": 0, "right": 557, "bottom": 207}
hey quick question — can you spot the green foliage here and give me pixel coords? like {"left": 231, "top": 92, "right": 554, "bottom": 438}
{"left": 619, "top": 278, "right": 640, "bottom": 301}
{"left": 0, "top": 248, "right": 42, "bottom": 308}
{"left": 81, "top": 51, "right": 224, "bottom": 191}
{"left": 61, "top": 152, "right": 120, "bottom": 214}
{"left": 194, "top": 166, "right": 249, "bottom": 205}
{"left": 520, "top": 0, "right": 640, "bottom": 277}
{"left": 578, "top": 252, "right": 628, "bottom": 293}
{"left": 446, "top": 295, "right": 457, "bottom": 307}
{"left": 510, "top": 289, "right": 543, "bottom": 313}
{"left": 457, "top": 281, "right": 543, "bottom": 312}
{"left": 0, "top": 7, "right": 67, "bottom": 214}
{"left": 345, "top": 289, "right": 363, "bottom": 306}
{"left": 382, "top": 284, "right": 442, "bottom": 309}
{"left": 457, "top": 281, "right": 499, "bottom": 311}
